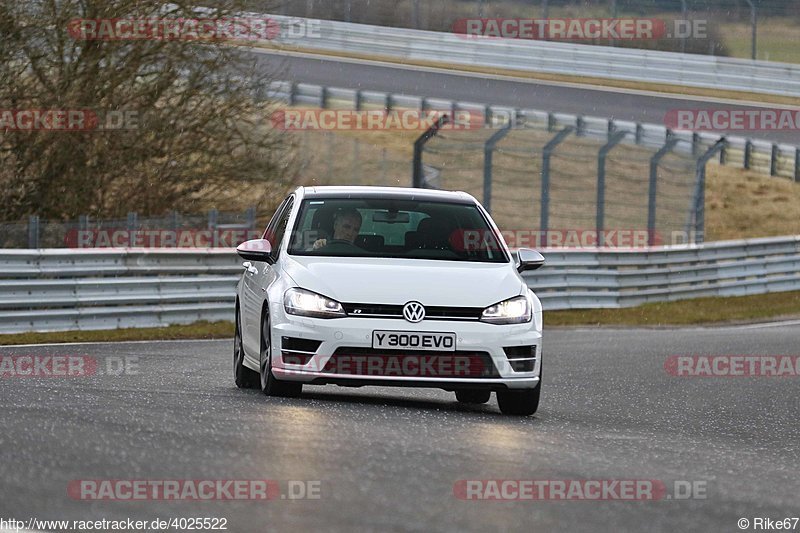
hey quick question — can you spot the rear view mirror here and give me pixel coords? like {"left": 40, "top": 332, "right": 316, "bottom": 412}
{"left": 373, "top": 210, "right": 410, "bottom": 224}
{"left": 517, "top": 248, "right": 545, "bottom": 273}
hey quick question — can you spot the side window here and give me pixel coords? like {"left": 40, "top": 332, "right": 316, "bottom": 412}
{"left": 263, "top": 197, "right": 290, "bottom": 245}
{"left": 269, "top": 197, "right": 295, "bottom": 259}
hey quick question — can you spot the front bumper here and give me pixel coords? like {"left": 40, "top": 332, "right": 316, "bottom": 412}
{"left": 270, "top": 305, "right": 542, "bottom": 391}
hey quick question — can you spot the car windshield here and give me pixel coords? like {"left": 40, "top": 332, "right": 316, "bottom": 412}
{"left": 287, "top": 198, "right": 508, "bottom": 263}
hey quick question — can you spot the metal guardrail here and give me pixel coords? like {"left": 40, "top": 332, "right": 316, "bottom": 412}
{"left": 262, "top": 15, "right": 800, "bottom": 98}
{"left": 2, "top": 236, "right": 799, "bottom": 333}
{"left": 267, "top": 81, "right": 800, "bottom": 183}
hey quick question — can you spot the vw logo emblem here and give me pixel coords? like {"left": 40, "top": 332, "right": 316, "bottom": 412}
{"left": 402, "top": 301, "right": 426, "bottom": 323}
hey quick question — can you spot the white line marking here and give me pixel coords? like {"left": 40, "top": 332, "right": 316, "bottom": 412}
{"left": 0, "top": 338, "right": 230, "bottom": 348}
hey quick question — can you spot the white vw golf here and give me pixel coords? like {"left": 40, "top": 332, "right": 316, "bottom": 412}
{"left": 234, "top": 186, "right": 545, "bottom": 415}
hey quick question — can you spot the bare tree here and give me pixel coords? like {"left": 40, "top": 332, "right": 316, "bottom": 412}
{"left": 0, "top": 0, "right": 295, "bottom": 221}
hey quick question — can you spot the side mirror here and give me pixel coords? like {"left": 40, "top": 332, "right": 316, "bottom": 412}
{"left": 516, "top": 248, "right": 545, "bottom": 273}
{"left": 237, "top": 239, "right": 274, "bottom": 264}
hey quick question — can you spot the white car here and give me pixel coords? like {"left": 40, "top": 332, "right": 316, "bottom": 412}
{"left": 233, "top": 186, "right": 545, "bottom": 415}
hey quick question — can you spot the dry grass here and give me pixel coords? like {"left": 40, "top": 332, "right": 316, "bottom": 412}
{"left": 705, "top": 163, "right": 800, "bottom": 241}
{"left": 547, "top": 290, "right": 800, "bottom": 327}
{"left": 0, "top": 321, "right": 234, "bottom": 346}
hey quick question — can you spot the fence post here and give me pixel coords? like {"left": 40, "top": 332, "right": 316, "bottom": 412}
{"left": 689, "top": 139, "right": 727, "bottom": 245}
{"left": 412, "top": 114, "right": 450, "bottom": 188}
{"left": 170, "top": 210, "right": 179, "bottom": 231}
{"left": 27, "top": 215, "right": 40, "bottom": 249}
{"left": 597, "top": 131, "right": 628, "bottom": 243}
{"left": 648, "top": 138, "right": 680, "bottom": 246}
{"left": 208, "top": 209, "right": 218, "bottom": 230}
{"left": 483, "top": 123, "right": 513, "bottom": 213}
{"left": 540, "top": 126, "right": 575, "bottom": 234}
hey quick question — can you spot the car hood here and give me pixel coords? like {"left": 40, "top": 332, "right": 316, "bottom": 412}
{"left": 282, "top": 255, "right": 524, "bottom": 307}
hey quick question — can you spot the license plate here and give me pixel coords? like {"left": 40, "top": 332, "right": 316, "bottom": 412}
{"left": 372, "top": 330, "right": 456, "bottom": 352}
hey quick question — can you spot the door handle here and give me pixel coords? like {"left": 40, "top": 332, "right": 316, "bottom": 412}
{"left": 242, "top": 261, "right": 258, "bottom": 275}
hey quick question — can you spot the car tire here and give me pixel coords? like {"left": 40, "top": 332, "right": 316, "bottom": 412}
{"left": 455, "top": 389, "right": 491, "bottom": 404}
{"left": 234, "top": 307, "right": 259, "bottom": 389}
{"left": 497, "top": 383, "right": 540, "bottom": 416}
{"left": 260, "top": 310, "right": 303, "bottom": 398}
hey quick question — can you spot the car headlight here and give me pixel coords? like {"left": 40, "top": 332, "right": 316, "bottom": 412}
{"left": 284, "top": 288, "right": 346, "bottom": 319}
{"left": 480, "top": 295, "right": 531, "bottom": 325}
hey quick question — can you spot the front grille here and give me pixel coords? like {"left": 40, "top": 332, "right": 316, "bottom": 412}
{"left": 322, "top": 347, "right": 499, "bottom": 378}
{"left": 342, "top": 303, "right": 483, "bottom": 321}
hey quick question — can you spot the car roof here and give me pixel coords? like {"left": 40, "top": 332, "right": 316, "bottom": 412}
{"left": 297, "top": 186, "right": 476, "bottom": 205}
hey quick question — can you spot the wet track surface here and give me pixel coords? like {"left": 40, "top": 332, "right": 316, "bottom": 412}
{"left": 252, "top": 50, "right": 800, "bottom": 145}
{"left": 1, "top": 324, "right": 799, "bottom": 532}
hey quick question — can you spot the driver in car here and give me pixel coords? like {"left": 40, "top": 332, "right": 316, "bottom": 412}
{"left": 312, "top": 208, "right": 362, "bottom": 250}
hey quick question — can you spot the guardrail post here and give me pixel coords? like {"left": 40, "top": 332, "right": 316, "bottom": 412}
{"left": 795, "top": 148, "right": 800, "bottom": 183}
{"left": 597, "top": 131, "right": 628, "bottom": 242}
{"left": 770, "top": 143, "right": 779, "bottom": 176}
{"left": 691, "top": 133, "right": 699, "bottom": 157}
{"left": 288, "top": 82, "right": 297, "bottom": 106}
{"left": 576, "top": 116, "right": 585, "bottom": 137}
{"left": 635, "top": 123, "right": 643, "bottom": 145}
{"left": 246, "top": 207, "right": 256, "bottom": 230}
{"left": 319, "top": 86, "right": 328, "bottom": 108}
{"left": 547, "top": 113, "right": 556, "bottom": 132}
{"left": 354, "top": 90, "right": 362, "bottom": 111}
{"left": 208, "top": 209, "right": 218, "bottom": 230}
{"left": 719, "top": 136, "right": 727, "bottom": 165}
{"left": 483, "top": 123, "right": 513, "bottom": 213}
{"left": 412, "top": 114, "right": 450, "bottom": 188}
{"left": 607, "top": 120, "right": 615, "bottom": 139}
{"left": 541, "top": 126, "right": 575, "bottom": 234}
{"left": 648, "top": 138, "right": 680, "bottom": 246}
{"left": 420, "top": 97, "right": 427, "bottom": 111}
{"left": 27, "top": 215, "right": 40, "bottom": 249}
{"left": 744, "top": 140, "right": 753, "bottom": 169}
{"left": 689, "top": 139, "right": 727, "bottom": 245}
{"left": 127, "top": 212, "right": 138, "bottom": 232}
{"left": 385, "top": 93, "right": 392, "bottom": 112}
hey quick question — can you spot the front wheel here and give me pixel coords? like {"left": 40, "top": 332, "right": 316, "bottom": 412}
{"left": 260, "top": 311, "right": 302, "bottom": 398}
{"left": 455, "top": 389, "right": 491, "bottom": 404}
{"left": 234, "top": 308, "right": 259, "bottom": 389}
{"left": 496, "top": 384, "right": 540, "bottom": 416}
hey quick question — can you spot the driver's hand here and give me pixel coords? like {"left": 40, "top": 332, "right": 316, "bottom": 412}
{"left": 312, "top": 238, "right": 327, "bottom": 250}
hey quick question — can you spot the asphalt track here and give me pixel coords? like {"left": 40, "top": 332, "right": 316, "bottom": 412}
{"left": 1, "top": 324, "right": 798, "bottom": 532}
{"left": 250, "top": 49, "right": 800, "bottom": 145}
